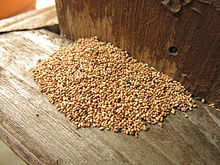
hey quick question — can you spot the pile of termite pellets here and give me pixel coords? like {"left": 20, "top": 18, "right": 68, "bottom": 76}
{"left": 33, "top": 37, "right": 197, "bottom": 137}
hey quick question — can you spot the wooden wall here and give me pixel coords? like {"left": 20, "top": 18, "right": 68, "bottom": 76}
{"left": 55, "top": 0, "right": 220, "bottom": 106}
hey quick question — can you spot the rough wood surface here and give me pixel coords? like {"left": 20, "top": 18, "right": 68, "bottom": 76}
{"left": 0, "top": 29, "right": 219, "bottom": 165}
{"left": 55, "top": 0, "right": 220, "bottom": 106}
{"left": 0, "top": 6, "right": 58, "bottom": 33}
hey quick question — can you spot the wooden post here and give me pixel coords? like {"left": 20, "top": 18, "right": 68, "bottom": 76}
{"left": 55, "top": 0, "right": 220, "bottom": 106}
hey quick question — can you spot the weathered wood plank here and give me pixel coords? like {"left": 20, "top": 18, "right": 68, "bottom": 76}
{"left": 0, "top": 6, "right": 58, "bottom": 33}
{"left": 55, "top": 0, "right": 220, "bottom": 106}
{"left": 0, "top": 30, "right": 219, "bottom": 165}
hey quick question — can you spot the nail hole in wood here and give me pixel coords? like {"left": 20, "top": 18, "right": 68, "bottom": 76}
{"left": 168, "top": 46, "right": 178, "bottom": 56}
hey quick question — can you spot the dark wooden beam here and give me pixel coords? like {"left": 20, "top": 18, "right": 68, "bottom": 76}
{"left": 55, "top": 0, "right": 220, "bottom": 106}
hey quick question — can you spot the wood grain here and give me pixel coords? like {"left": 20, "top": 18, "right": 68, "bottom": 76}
{"left": 0, "top": 6, "right": 58, "bottom": 33}
{"left": 55, "top": 0, "right": 220, "bottom": 106}
{"left": 0, "top": 29, "right": 219, "bottom": 164}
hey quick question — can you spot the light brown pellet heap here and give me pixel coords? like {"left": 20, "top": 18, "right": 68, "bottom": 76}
{"left": 33, "top": 37, "right": 196, "bottom": 137}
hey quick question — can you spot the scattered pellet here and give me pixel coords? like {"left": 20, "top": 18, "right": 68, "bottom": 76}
{"left": 36, "top": 59, "right": 41, "bottom": 64}
{"left": 193, "top": 104, "right": 197, "bottom": 108}
{"left": 208, "top": 103, "right": 215, "bottom": 108}
{"left": 159, "top": 123, "right": 163, "bottom": 128}
{"left": 32, "top": 37, "right": 197, "bottom": 137}
{"left": 171, "top": 109, "right": 176, "bottom": 114}
{"left": 184, "top": 114, "right": 188, "bottom": 118}
{"left": 99, "top": 127, "right": 105, "bottom": 131}
{"left": 35, "top": 113, "right": 39, "bottom": 117}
